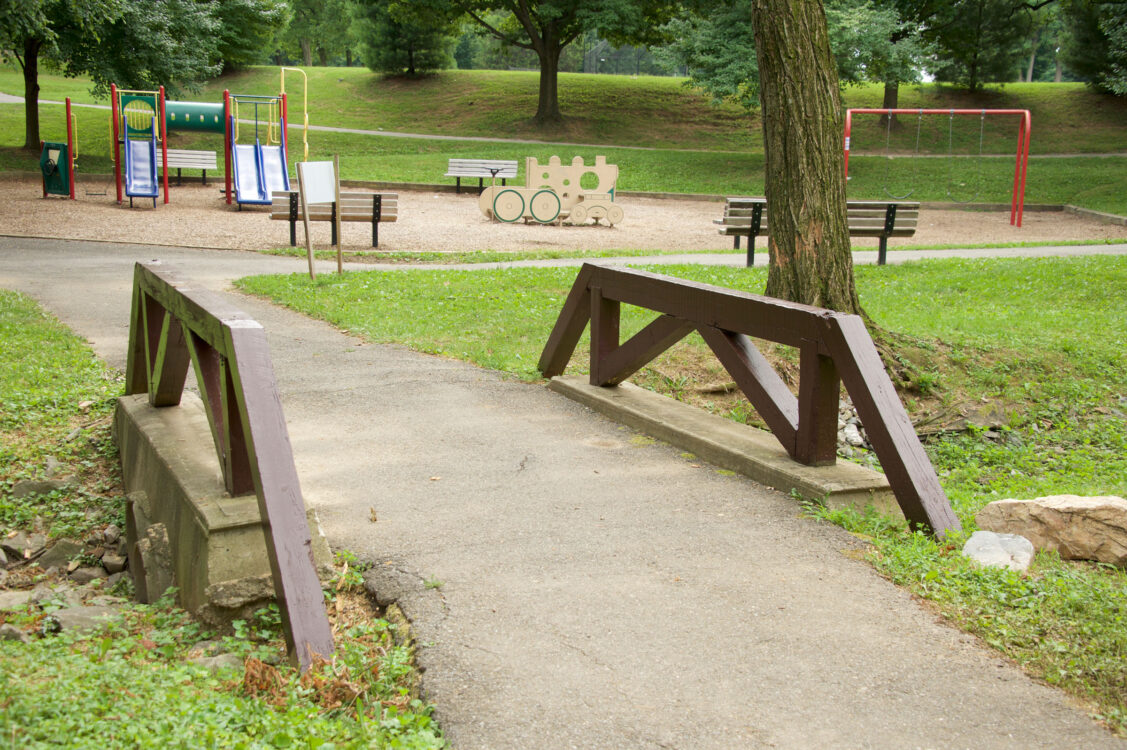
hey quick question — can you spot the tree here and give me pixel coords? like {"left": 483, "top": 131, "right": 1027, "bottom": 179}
{"left": 922, "top": 0, "right": 1033, "bottom": 89}
{"left": 0, "top": 0, "right": 219, "bottom": 150}
{"left": 284, "top": 0, "right": 352, "bottom": 66}
{"left": 212, "top": 0, "right": 290, "bottom": 72}
{"left": 1060, "top": 0, "right": 1127, "bottom": 93}
{"left": 656, "top": 0, "right": 928, "bottom": 115}
{"left": 752, "top": 0, "right": 860, "bottom": 313}
{"left": 351, "top": 0, "right": 457, "bottom": 75}
{"left": 443, "top": 0, "right": 678, "bottom": 123}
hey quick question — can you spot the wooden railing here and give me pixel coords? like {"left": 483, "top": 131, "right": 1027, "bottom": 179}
{"left": 125, "top": 261, "right": 332, "bottom": 669}
{"left": 539, "top": 264, "right": 961, "bottom": 539}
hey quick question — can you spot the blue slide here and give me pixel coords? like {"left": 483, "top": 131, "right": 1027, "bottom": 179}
{"left": 232, "top": 137, "right": 290, "bottom": 206}
{"left": 124, "top": 136, "right": 158, "bottom": 205}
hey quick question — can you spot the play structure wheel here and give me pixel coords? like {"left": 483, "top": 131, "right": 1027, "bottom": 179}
{"left": 606, "top": 205, "right": 624, "bottom": 225}
{"left": 493, "top": 189, "right": 525, "bottom": 223}
{"left": 569, "top": 204, "right": 588, "bottom": 224}
{"left": 529, "top": 190, "right": 561, "bottom": 223}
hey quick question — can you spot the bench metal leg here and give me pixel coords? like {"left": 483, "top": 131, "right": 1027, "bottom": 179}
{"left": 331, "top": 202, "right": 338, "bottom": 246}
{"left": 733, "top": 235, "right": 741, "bottom": 251}
{"left": 455, "top": 177, "right": 461, "bottom": 194}
{"left": 372, "top": 195, "right": 382, "bottom": 247}
{"left": 289, "top": 193, "right": 298, "bottom": 246}
{"left": 878, "top": 236, "right": 888, "bottom": 266}
{"left": 746, "top": 236, "right": 755, "bottom": 268}
{"left": 202, "top": 169, "right": 207, "bottom": 186}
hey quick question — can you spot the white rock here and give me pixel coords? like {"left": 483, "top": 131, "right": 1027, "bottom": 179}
{"left": 962, "top": 530, "right": 1035, "bottom": 572}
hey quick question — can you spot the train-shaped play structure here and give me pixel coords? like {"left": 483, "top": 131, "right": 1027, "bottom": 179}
{"left": 478, "top": 155, "right": 623, "bottom": 226}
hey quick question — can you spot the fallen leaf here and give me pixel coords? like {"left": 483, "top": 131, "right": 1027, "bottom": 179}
{"left": 429, "top": 476, "right": 441, "bottom": 482}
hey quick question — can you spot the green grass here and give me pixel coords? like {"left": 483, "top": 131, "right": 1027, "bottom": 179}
{"left": 237, "top": 255, "right": 1127, "bottom": 733}
{"left": 3, "top": 65, "right": 1127, "bottom": 213}
{"left": 0, "top": 593, "right": 444, "bottom": 748}
{"left": 0, "top": 291, "right": 444, "bottom": 747}
{"left": 6, "top": 66, "right": 1124, "bottom": 155}
{"left": 0, "top": 290, "right": 123, "bottom": 539}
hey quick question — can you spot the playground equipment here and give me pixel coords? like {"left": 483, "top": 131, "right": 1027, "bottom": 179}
{"left": 226, "top": 91, "right": 291, "bottom": 207}
{"left": 110, "top": 69, "right": 309, "bottom": 209}
{"left": 40, "top": 98, "right": 77, "bottom": 200}
{"left": 478, "top": 155, "right": 623, "bottom": 225}
{"left": 111, "top": 85, "right": 169, "bottom": 207}
{"left": 843, "top": 108, "right": 1031, "bottom": 227}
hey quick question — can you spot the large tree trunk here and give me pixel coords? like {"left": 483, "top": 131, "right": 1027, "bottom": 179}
{"left": 532, "top": 29, "right": 563, "bottom": 123}
{"left": 22, "top": 37, "right": 42, "bottom": 150}
{"left": 751, "top": 0, "right": 860, "bottom": 314}
{"left": 300, "top": 39, "right": 313, "bottom": 67}
{"left": 880, "top": 80, "right": 900, "bottom": 129}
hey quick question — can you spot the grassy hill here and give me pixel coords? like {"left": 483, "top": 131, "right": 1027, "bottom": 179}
{"left": 2, "top": 65, "right": 1125, "bottom": 212}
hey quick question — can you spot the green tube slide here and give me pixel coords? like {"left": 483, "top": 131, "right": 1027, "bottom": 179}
{"left": 164, "top": 101, "right": 225, "bottom": 133}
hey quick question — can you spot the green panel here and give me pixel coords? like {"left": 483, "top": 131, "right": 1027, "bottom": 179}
{"left": 165, "top": 100, "right": 225, "bottom": 133}
{"left": 120, "top": 94, "right": 158, "bottom": 137}
{"left": 40, "top": 141, "right": 70, "bottom": 196}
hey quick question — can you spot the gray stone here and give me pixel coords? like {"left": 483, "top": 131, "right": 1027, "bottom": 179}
{"left": 50, "top": 605, "right": 123, "bottom": 634}
{"left": 31, "top": 583, "right": 83, "bottom": 609}
{"left": 0, "top": 546, "right": 8, "bottom": 566}
{"left": 11, "top": 479, "right": 70, "bottom": 499}
{"left": 105, "top": 572, "right": 129, "bottom": 589}
{"left": 102, "top": 553, "right": 127, "bottom": 574}
{"left": 2, "top": 531, "right": 47, "bottom": 560}
{"left": 36, "top": 539, "right": 84, "bottom": 571}
{"left": 0, "top": 590, "right": 33, "bottom": 611}
{"left": 88, "top": 595, "right": 128, "bottom": 607}
{"left": 135, "top": 523, "right": 174, "bottom": 604}
{"left": 189, "top": 653, "right": 244, "bottom": 674}
{"left": 186, "top": 639, "right": 225, "bottom": 658}
{"left": 0, "top": 624, "right": 30, "bottom": 643}
{"left": 69, "top": 566, "right": 108, "bottom": 585}
{"left": 977, "top": 495, "right": 1127, "bottom": 568}
{"left": 962, "top": 530, "right": 1035, "bottom": 572}
{"left": 843, "top": 423, "right": 865, "bottom": 447}
{"left": 103, "top": 524, "right": 122, "bottom": 545}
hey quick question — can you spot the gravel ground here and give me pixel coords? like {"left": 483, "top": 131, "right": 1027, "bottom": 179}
{"left": 2, "top": 176, "right": 1123, "bottom": 255}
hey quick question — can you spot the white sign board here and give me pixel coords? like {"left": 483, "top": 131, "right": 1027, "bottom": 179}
{"left": 299, "top": 161, "right": 336, "bottom": 204}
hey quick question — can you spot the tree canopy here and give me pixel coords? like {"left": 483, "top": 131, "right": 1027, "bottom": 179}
{"left": 440, "top": 0, "right": 678, "bottom": 122}
{"left": 0, "top": 0, "right": 220, "bottom": 149}
{"left": 351, "top": 0, "right": 458, "bottom": 75}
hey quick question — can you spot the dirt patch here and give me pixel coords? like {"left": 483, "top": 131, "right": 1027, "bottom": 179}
{"left": 1, "top": 176, "right": 1122, "bottom": 256}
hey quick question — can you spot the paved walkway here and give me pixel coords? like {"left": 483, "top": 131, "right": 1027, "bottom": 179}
{"left": 1, "top": 236, "right": 1123, "bottom": 748}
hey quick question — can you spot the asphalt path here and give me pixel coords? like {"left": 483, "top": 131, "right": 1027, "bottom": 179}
{"left": 1, "top": 236, "right": 1123, "bottom": 748}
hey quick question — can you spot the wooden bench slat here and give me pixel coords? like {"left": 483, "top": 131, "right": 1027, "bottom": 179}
{"left": 268, "top": 191, "right": 398, "bottom": 247}
{"left": 715, "top": 197, "right": 919, "bottom": 266}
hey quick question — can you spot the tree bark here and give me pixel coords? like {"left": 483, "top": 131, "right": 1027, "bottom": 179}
{"left": 300, "top": 38, "right": 313, "bottom": 67}
{"left": 22, "top": 37, "right": 42, "bottom": 150}
{"left": 752, "top": 0, "right": 860, "bottom": 314}
{"left": 879, "top": 80, "right": 900, "bottom": 129}
{"left": 532, "top": 31, "right": 563, "bottom": 123}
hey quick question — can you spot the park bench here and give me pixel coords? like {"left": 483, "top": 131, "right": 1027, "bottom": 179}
{"left": 269, "top": 190, "right": 398, "bottom": 247}
{"left": 164, "top": 149, "right": 218, "bottom": 186}
{"left": 445, "top": 158, "right": 518, "bottom": 194}
{"left": 716, "top": 197, "right": 919, "bottom": 266}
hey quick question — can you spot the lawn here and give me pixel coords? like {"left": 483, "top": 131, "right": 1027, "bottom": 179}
{"left": 237, "top": 255, "right": 1127, "bottom": 734}
{"left": 3, "top": 66, "right": 1126, "bottom": 214}
{"left": 0, "top": 290, "right": 444, "bottom": 748}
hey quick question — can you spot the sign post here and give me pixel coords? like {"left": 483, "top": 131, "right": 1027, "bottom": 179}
{"left": 295, "top": 160, "right": 337, "bottom": 281}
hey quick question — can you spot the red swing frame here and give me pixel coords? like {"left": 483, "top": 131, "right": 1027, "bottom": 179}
{"left": 843, "top": 108, "right": 1032, "bottom": 227}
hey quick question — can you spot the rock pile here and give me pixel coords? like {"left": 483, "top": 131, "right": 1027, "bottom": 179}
{"left": 2, "top": 524, "right": 130, "bottom": 587}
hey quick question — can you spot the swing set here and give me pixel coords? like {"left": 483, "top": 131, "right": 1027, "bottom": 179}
{"left": 843, "top": 108, "right": 1031, "bottom": 227}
